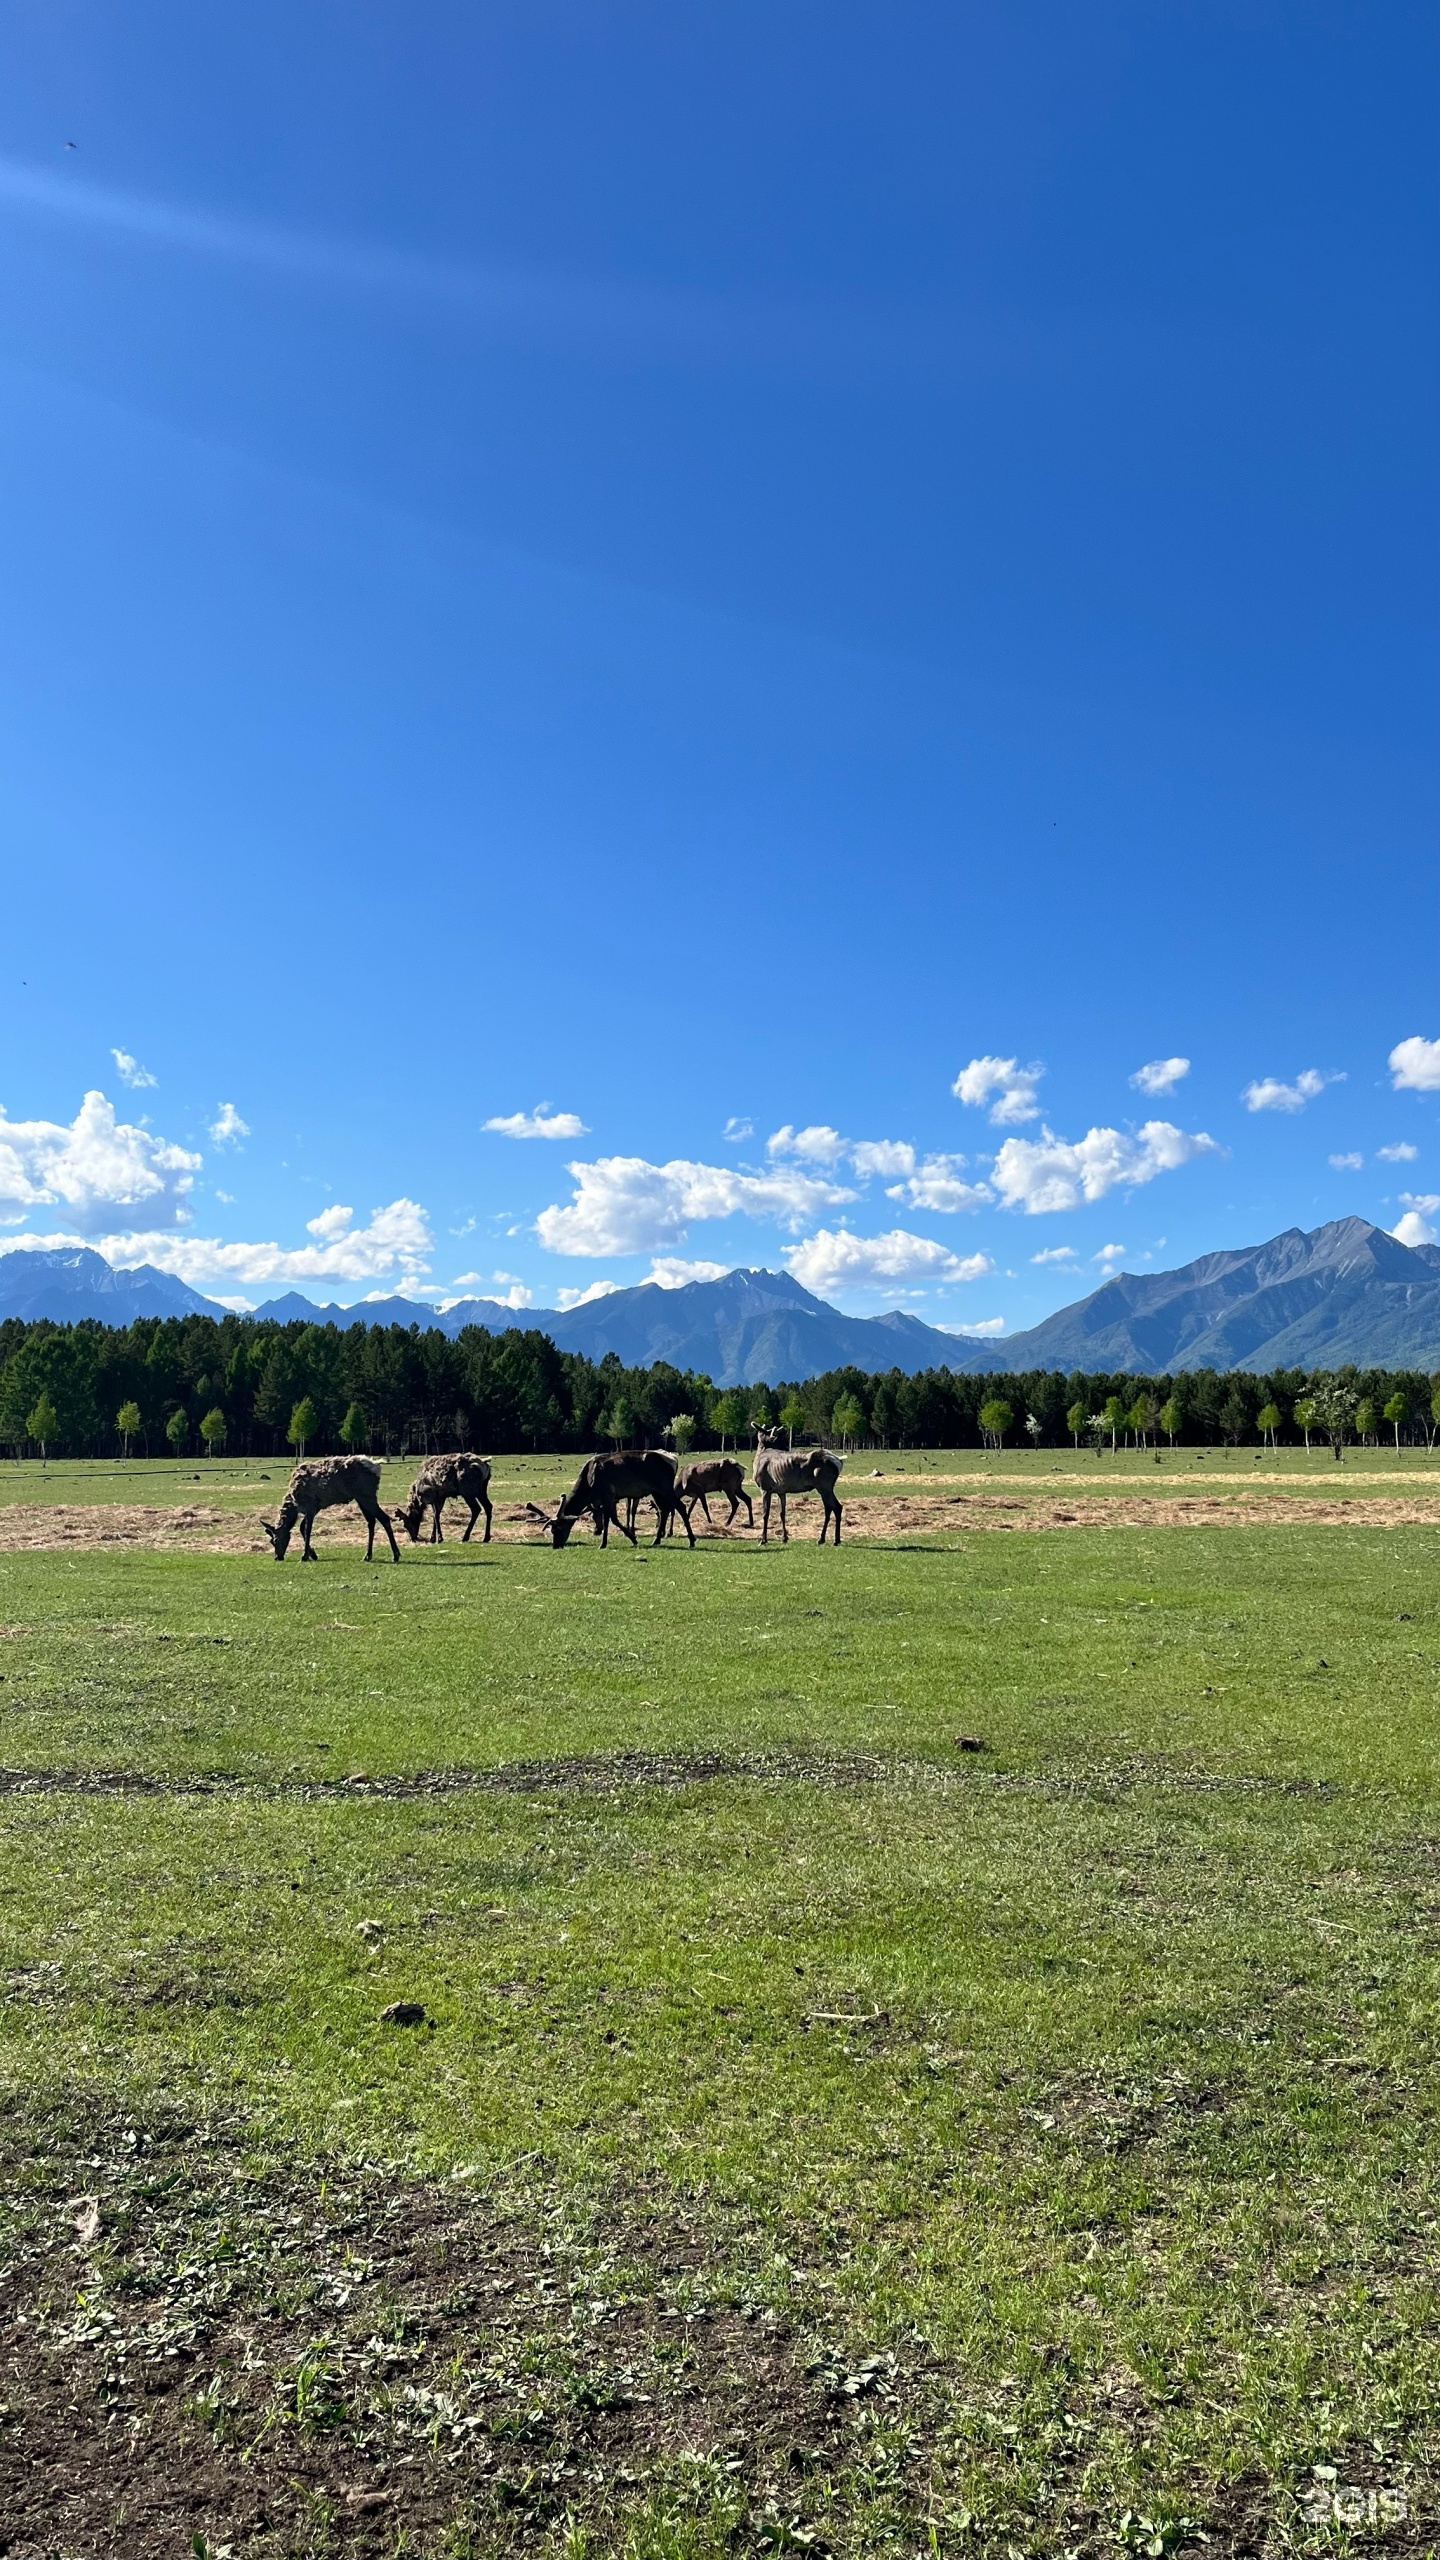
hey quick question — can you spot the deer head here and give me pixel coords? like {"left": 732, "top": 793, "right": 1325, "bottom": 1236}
{"left": 259, "top": 1517, "right": 291, "bottom": 1559}
{"left": 523, "top": 1500, "right": 577, "bottom": 1548}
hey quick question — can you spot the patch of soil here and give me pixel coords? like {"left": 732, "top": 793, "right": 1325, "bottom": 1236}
{"left": 2, "top": 1486, "right": 1438, "bottom": 1556}
{"left": 0, "top": 2109, "right": 886, "bottom": 2559}
{"left": 0, "top": 1747, "right": 903, "bottom": 1803}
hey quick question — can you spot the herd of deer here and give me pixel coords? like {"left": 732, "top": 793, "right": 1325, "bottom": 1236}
{"left": 259, "top": 1432, "right": 844, "bottom": 1561}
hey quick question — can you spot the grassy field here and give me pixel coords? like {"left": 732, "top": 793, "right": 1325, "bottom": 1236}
{"left": 2, "top": 1462, "right": 1439, "bottom": 2556}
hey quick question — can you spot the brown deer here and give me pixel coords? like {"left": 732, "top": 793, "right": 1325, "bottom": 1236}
{"left": 752, "top": 1428, "right": 843, "bottom": 1544}
{"left": 396, "top": 1452, "right": 493, "bottom": 1544}
{"left": 672, "top": 1457, "right": 754, "bottom": 1531}
{"left": 260, "top": 1456, "right": 400, "bottom": 1562}
{"left": 528, "top": 1451, "right": 695, "bottom": 1549}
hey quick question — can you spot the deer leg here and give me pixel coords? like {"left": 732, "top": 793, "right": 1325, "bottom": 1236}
{"left": 431, "top": 1502, "right": 444, "bottom": 1542}
{"left": 301, "top": 1511, "right": 318, "bottom": 1560}
{"left": 741, "top": 1491, "right": 755, "bottom": 1527}
{"left": 378, "top": 1502, "right": 400, "bottom": 1562}
{"left": 362, "top": 1507, "right": 376, "bottom": 1562}
{"left": 779, "top": 1492, "right": 789, "bottom": 1545}
{"left": 481, "top": 1493, "right": 492, "bottom": 1543}
{"left": 675, "top": 1495, "right": 695, "bottom": 1548}
{"left": 760, "top": 1489, "right": 771, "bottom": 1544}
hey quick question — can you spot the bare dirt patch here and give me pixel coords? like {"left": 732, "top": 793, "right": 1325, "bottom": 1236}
{"left": 0, "top": 2107, "right": 891, "bottom": 2559}
{"left": 1, "top": 1488, "right": 1438, "bottom": 1557}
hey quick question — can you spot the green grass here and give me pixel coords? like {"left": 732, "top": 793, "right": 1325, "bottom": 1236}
{"left": 3, "top": 1508, "right": 1440, "bottom": 2551}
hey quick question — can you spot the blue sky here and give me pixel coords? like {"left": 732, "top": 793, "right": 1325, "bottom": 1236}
{"left": 0, "top": 2, "right": 1435, "bottom": 1324}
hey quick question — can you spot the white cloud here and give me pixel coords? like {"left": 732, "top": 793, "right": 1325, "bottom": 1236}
{"left": 783, "top": 1226, "right": 995, "bottom": 1297}
{"left": 766, "top": 1123, "right": 849, "bottom": 1165}
{"left": 1030, "top": 1244, "right": 1077, "bottom": 1265}
{"left": 1393, "top": 1194, "right": 1440, "bottom": 1247}
{"left": 1241, "top": 1068, "right": 1340, "bottom": 1113}
{"left": 111, "top": 1047, "right": 157, "bottom": 1090}
{"left": 1389, "top": 1036, "right": 1440, "bottom": 1094}
{"left": 1129, "top": 1057, "right": 1190, "bottom": 1096}
{"left": 535, "top": 1154, "right": 854, "bottom": 1256}
{"left": 722, "top": 1116, "right": 753, "bottom": 1144}
{"left": 945, "top": 1315, "right": 1007, "bottom": 1337}
{"left": 214, "top": 1188, "right": 234, "bottom": 1205}
{"left": 484, "top": 1105, "right": 589, "bottom": 1141}
{"left": 1093, "top": 1242, "right": 1127, "bottom": 1265}
{"left": 14, "top": 1196, "right": 432, "bottom": 1286}
{"left": 443, "top": 1272, "right": 533, "bottom": 1310}
{"left": 305, "top": 1202, "right": 355, "bottom": 1241}
{"left": 209, "top": 1101, "right": 250, "bottom": 1145}
{"left": 555, "top": 1279, "right": 623, "bottom": 1310}
{"left": 1329, "top": 1152, "right": 1364, "bottom": 1171}
{"left": 952, "top": 1055, "right": 1044, "bottom": 1124}
{"left": 0, "top": 1090, "right": 200, "bottom": 1232}
{"left": 647, "top": 1257, "right": 730, "bottom": 1288}
{"left": 885, "top": 1155, "right": 991, "bottom": 1214}
{"left": 850, "top": 1138, "right": 917, "bottom": 1179}
{"left": 989, "top": 1119, "right": 1221, "bottom": 1215}
{"left": 1378, "top": 1141, "right": 1419, "bottom": 1162}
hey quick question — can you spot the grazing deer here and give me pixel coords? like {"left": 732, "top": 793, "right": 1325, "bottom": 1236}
{"left": 528, "top": 1451, "right": 695, "bottom": 1549}
{"left": 672, "top": 1457, "right": 754, "bottom": 1531}
{"left": 261, "top": 1456, "right": 400, "bottom": 1562}
{"left": 752, "top": 1428, "right": 844, "bottom": 1544}
{"left": 396, "top": 1452, "right": 493, "bottom": 1545}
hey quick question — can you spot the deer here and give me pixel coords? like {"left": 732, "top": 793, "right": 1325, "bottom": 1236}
{"left": 396, "top": 1452, "right": 493, "bottom": 1545}
{"left": 527, "top": 1450, "right": 695, "bottom": 1549}
{"left": 260, "top": 1455, "right": 400, "bottom": 1562}
{"left": 672, "top": 1457, "right": 754, "bottom": 1532}
{"left": 752, "top": 1428, "right": 844, "bottom": 1544}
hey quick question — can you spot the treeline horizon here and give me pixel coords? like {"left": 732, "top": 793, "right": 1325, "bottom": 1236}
{"left": 1, "top": 1310, "right": 1438, "bottom": 1461}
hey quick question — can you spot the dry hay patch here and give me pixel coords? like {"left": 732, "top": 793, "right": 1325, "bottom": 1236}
{"left": 839, "top": 1490, "right": 1440, "bottom": 1538}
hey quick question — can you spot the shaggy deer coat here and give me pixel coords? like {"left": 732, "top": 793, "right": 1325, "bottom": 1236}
{"left": 752, "top": 1430, "right": 844, "bottom": 1544}
{"left": 261, "top": 1456, "right": 400, "bottom": 1562}
{"left": 672, "top": 1457, "right": 754, "bottom": 1531}
{"left": 533, "top": 1451, "right": 695, "bottom": 1549}
{"left": 397, "top": 1452, "right": 493, "bottom": 1545}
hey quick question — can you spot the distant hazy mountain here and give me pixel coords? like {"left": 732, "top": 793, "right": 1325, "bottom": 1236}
{"left": 983, "top": 1218, "right": 1440, "bottom": 1374}
{"left": 0, "top": 1247, "right": 225, "bottom": 1326}
{"left": 248, "top": 1266, "right": 987, "bottom": 1382}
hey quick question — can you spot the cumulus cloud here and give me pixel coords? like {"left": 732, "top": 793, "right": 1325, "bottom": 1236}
{"left": 484, "top": 1105, "right": 588, "bottom": 1140}
{"left": 1390, "top": 1036, "right": 1440, "bottom": 1093}
{"left": 722, "top": 1116, "right": 753, "bottom": 1143}
{"left": 111, "top": 1048, "right": 157, "bottom": 1090}
{"left": 989, "top": 1119, "right": 1220, "bottom": 1215}
{"left": 886, "top": 1156, "right": 991, "bottom": 1214}
{"left": 16, "top": 1196, "right": 432, "bottom": 1286}
{"left": 1378, "top": 1141, "right": 1419, "bottom": 1162}
{"left": 0, "top": 1090, "right": 200, "bottom": 1232}
{"left": 764, "top": 1127, "right": 989, "bottom": 1212}
{"left": 647, "top": 1257, "right": 731, "bottom": 1288}
{"left": 555, "top": 1279, "right": 623, "bottom": 1310}
{"left": 1241, "top": 1068, "right": 1340, "bottom": 1113}
{"left": 1329, "top": 1153, "right": 1364, "bottom": 1171}
{"left": 946, "top": 1315, "right": 1007, "bottom": 1337}
{"left": 1030, "top": 1244, "right": 1077, "bottom": 1265}
{"left": 209, "top": 1102, "right": 250, "bottom": 1145}
{"left": 766, "top": 1123, "right": 849, "bottom": 1165}
{"left": 1093, "top": 1242, "right": 1127, "bottom": 1265}
{"left": 535, "top": 1155, "right": 854, "bottom": 1256}
{"left": 443, "top": 1272, "right": 534, "bottom": 1310}
{"left": 1393, "top": 1195, "right": 1440, "bottom": 1248}
{"left": 952, "top": 1055, "right": 1044, "bottom": 1124}
{"left": 1129, "top": 1057, "right": 1190, "bottom": 1096}
{"left": 849, "top": 1138, "right": 918, "bottom": 1179}
{"left": 783, "top": 1226, "right": 995, "bottom": 1296}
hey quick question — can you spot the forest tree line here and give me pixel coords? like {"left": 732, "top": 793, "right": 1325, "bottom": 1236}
{"left": 1, "top": 1311, "right": 1438, "bottom": 1461}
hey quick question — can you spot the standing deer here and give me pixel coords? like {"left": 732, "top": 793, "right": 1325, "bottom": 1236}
{"left": 528, "top": 1451, "right": 695, "bottom": 1548}
{"left": 752, "top": 1428, "right": 844, "bottom": 1544}
{"left": 396, "top": 1452, "right": 493, "bottom": 1545}
{"left": 260, "top": 1456, "right": 400, "bottom": 1562}
{"left": 672, "top": 1457, "right": 754, "bottom": 1531}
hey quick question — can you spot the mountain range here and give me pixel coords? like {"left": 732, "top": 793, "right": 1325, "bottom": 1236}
{"left": 2, "top": 1218, "right": 1439, "bottom": 1378}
